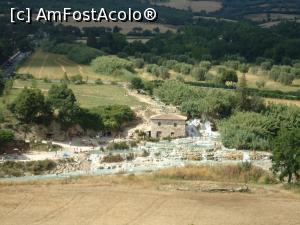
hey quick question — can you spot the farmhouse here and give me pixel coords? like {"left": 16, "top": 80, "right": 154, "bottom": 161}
{"left": 149, "top": 114, "right": 187, "bottom": 138}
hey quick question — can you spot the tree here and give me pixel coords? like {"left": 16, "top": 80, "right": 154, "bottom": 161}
{"left": 2, "top": 79, "right": 14, "bottom": 104}
{"left": 261, "top": 61, "right": 272, "bottom": 70}
{"left": 216, "top": 67, "right": 238, "bottom": 84}
{"left": 278, "top": 72, "right": 295, "bottom": 85}
{"left": 0, "top": 70, "right": 5, "bottom": 96}
{"left": 130, "top": 77, "right": 144, "bottom": 90}
{"left": 47, "top": 84, "right": 76, "bottom": 109}
{"left": 61, "top": 72, "right": 70, "bottom": 84}
{"left": 0, "top": 129, "right": 14, "bottom": 148}
{"left": 222, "top": 69, "right": 238, "bottom": 84}
{"left": 91, "top": 105, "right": 135, "bottom": 132}
{"left": 113, "top": 26, "right": 122, "bottom": 33}
{"left": 87, "top": 34, "right": 97, "bottom": 48}
{"left": 272, "top": 128, "right": 300, "bottom": 183}
{"left": 47, "top": 84, "right": 78, "bottom": 125}
{"left": 191, "top": 67, "right": 207, "bottom": 81}
{"left": 9, "top": 88, "right": 47, "bottom": 123}
{"left": 236, "top": 74, "right": 249, "bottom": 111}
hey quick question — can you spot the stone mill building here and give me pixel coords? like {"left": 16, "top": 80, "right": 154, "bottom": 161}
{"left": 149, "top": 114, "right": 187, "bottom": 138}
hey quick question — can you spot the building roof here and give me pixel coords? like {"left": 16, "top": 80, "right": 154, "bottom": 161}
{"left": 150, "top": 114, "right": 187, "bottom": 121}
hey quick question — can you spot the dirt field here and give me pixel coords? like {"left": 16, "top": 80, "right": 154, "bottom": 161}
{"left": 17, "top": 49, "right": 138, "bottom": 82}
{"left": 0, "top": 177, "right": 299, "bottom": 225}
{"left": 17, "top": 49, "right": 104, "bottom": 80}
{"left": 58, "top": 20, "right": 176, "bottom": 34}
{"left": 260, "top": 19, "right": 300, "bottom": 28}
{"left": 152, "top": 0, "right": 222, "bottom": 13}
{"left": 264, "top": 98, "right": 300, "bottom": 107}
{"left": 244, "top": 13, "right": 300, "bottom": 22}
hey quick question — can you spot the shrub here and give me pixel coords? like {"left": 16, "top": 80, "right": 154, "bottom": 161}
{"left": 43, "top": 42, "right": 103, "bottom": 64}
{"left": 199, "top": 61, "right": 211, "bottom": 70}
{"left": 224, "top": 60, "right": 240, "bottom": 70}
{"left": 70, "top": 74, "right": 84, "bottom": 85}
{"left": 0, "top": 109, "right": 4, "bottom": 123}
{"left": 173, "top": 62, "right": 193, "bottom": 75}
{"left": 191, "top": 67, "right": 207, "bottom": 81}
{"left": 218, "top": 112, "right": 275, "bottom": 150}
{"left": 14, "top": 73, "right": 34, "bottom": 80}
{"left": 278, "top": 72, "right": 295, "bottom": 85}
{"left": 146, "top": 64, "right": 170, "bottom": 79}
{"left": 269, "top": 65, "right": 295, "bottom": 85}
{"left": 107, "top": 141, "right": 129, "bottom": 150}
{"left": 133, "top": 58, "right": 144, "bottom": 68}
{"left": 130, "top": 77, "right": 144, "bottom": 90}
{"left": 43, "top": 77, "right": 51, "bottom": 83}
{"left": 216, "top": 68, "right": 238, "bottom": 84}
{"left": 95, "top": 79, "right": 103, "bottom": 85}
{"left": 255, "top": 80, "right": 266, "bottom": 88}
{"left": 91, "top": 56, "right": 134, "bottom": 75}
{"left": 153, "top": 164, "right": 272, "bottom": 184}
{"left": 102, "top": 154, "right": 124, "bottom": 163}
{"left": 238, "top": 63, "right": 249, "bottom": 73}
{"left": 125, "top": 153, "right": 135, "bottom": 161}
{"left": 176, "top": 75, "right": 185, "bottom": 82}
{"left": 26, "top": 160, "right": 57, "bottom": 175}
{"left": 0, "top": 160, "right": 57, "bottom": 177}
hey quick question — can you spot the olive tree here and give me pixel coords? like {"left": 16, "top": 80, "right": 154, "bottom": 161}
{"left": 272, "top": 128, "right": 300, "bottom": 183}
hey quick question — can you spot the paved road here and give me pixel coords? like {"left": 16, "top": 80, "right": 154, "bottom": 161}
{"left": 1, "top": 52, "right": 29, "bottom": 79}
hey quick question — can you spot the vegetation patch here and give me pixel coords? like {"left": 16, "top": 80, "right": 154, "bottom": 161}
{"left": 91, "top": 56, "right": 134, "bottom": 75}
{"left": 107, "top": 141, "right": 138, "bottom": 150}
{"left": 102, "top": 154, "right": 124, "bottom": 163}
{"left": 153, "top": 164, "right": 277, "bottom": 184}
{"left": 0, "top": 160, "right": 57, "bottom": 177}
{"left": 218, "top": 104, "right": 300, "bottom": 151}
{"left": 91, "top": 105, "right": 135, "bottom": 132}
{"left": 42, "top": 42, "right": 104, "bottom": 64}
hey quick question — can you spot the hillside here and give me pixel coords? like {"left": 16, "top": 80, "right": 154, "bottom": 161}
{"left": 3, "top": 0, "right": 300, "bottom": 26}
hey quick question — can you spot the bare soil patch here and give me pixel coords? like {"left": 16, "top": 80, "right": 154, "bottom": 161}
{"left": 152, "top": 0, "right": 222, "bottom": 13}
{"left": 245, "top": 13, "right": 300, "bottom": 22}
{"left": 0, "top": 176, "right": 299, "bottom": 225}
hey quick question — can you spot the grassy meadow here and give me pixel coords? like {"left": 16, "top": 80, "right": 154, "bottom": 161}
{"left": 1, "top": 79, "right": 143, "bottom": 109}
{"left": 17, "top": 50, "right": 135, "bottom": 82}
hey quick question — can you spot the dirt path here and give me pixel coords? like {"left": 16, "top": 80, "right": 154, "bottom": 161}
{"left": 124, "top": 85, "right": 179, "bottom": 136}
{"left": 38, "top": 54, "right": 49, "bottom": 78}
{"left": 0, "top": 180, "right": 299, "bottom": 225}
{"left": 77, "top": 65, "right": 84, "bottom": 76}
{"left": 55, "top": 60, "right": 66, "bottom": 73}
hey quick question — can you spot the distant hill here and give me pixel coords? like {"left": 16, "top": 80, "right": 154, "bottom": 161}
{"left": 2, "top": 0, "right": 300, "bottom": 26}
{"left": 151, "top": 0, "right": 300, "bottom": 26}
{"left": 218, "top": 0, "right": 300, "bottom": 22}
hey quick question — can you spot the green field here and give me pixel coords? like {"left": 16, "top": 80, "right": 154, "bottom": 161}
{"left": 18, "top": 50, "right": 300, "bottom": 93}
{"left": 3, "top": 80, "right": 143, "bottom": 109}
{"left": 17, "top": 50, "right": 136, "bottom": 82}
{"left": 208, "top": 67, "right": 300, "bottom": 93}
